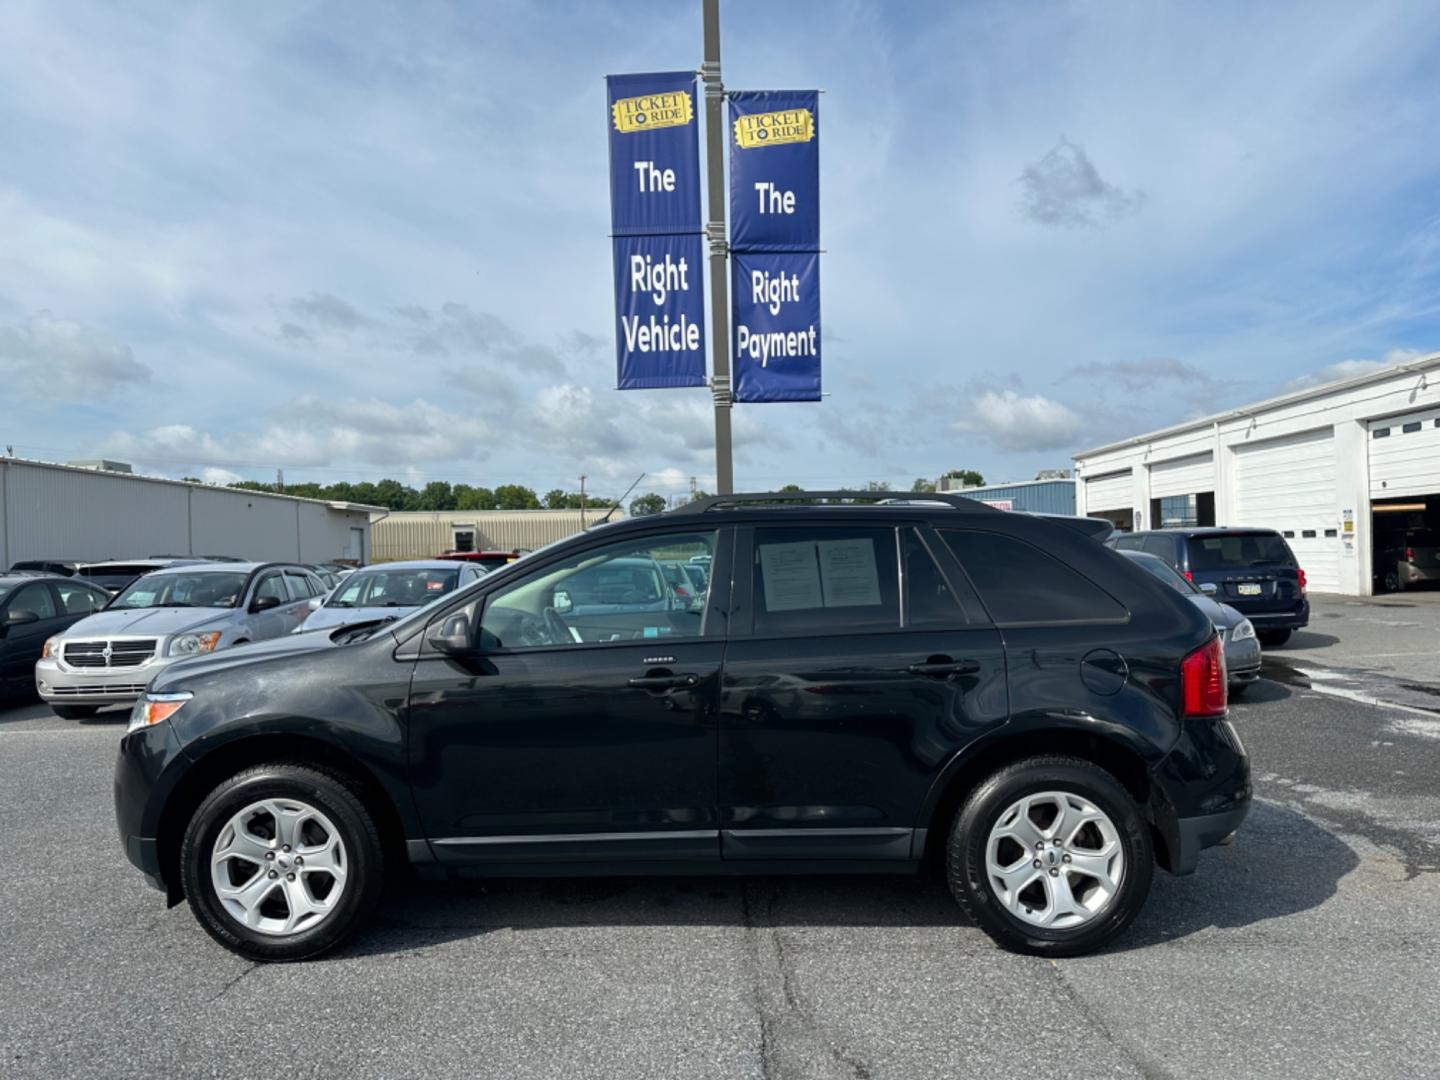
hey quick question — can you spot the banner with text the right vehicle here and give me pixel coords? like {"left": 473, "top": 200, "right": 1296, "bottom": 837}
{"left": 728, "top": 90, "right": 820, "bottom": 403}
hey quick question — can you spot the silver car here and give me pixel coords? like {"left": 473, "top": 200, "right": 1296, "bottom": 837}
{"left": 296, "top": 559, "right": 485, "bottom": 634}
{"left": 1120, "top": 550, "right": 1262, "bottom": 693}
{"left": 36, "top": 562, "right": 325, "bottom": 718}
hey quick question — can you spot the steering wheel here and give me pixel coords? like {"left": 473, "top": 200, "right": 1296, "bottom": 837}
{"left": 542, "top": 606, "right": 573, "bottom": 645}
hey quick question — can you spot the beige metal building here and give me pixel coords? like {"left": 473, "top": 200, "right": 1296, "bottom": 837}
{"left": 0, "top": 458, "right": 381, "bottom": 567}
{"left": 371, "top": 509, "right": 617, "bottom": 562}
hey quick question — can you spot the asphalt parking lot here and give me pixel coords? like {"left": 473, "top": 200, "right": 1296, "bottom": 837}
{"left": 2, "top": 593, "right": 1438, "bottom": 1080}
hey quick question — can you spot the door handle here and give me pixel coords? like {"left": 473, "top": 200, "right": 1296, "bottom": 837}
{"left": 628, "top": 673, "right": 700, "bottom": 691}
{"left": 906, "top": 660, "right": 981, "bottom": 679}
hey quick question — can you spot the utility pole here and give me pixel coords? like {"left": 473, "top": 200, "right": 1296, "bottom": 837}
{"left": 701, "top": 0, "right": 734, "bottom": 494}
{"left": 579, "top": 474, "right": 587, "bottom": 527}
{"left": 276, "top": 468, "right": 284, "bottom": 493}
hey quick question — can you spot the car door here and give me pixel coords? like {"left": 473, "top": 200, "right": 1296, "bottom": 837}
{"left": 1, "top": 582, "right": 69, "bottom": 690}
{"left": 406, "top": 526, "right": 734, "bottom": 865}
{"left": 243, "top": 570, "right": 292, "bottom": 640}
{"left": 281, "top": 570, "right": 321, "bottom": 634}
{"left": 717, "top": 522, "right": 1008, "bottom": 862}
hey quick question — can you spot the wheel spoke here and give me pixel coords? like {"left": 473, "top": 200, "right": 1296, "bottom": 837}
{"left": 990, "top": 861, "right": 1041, "bottom": 908}
{"left": 213, "top": 825, "right": 272, "bottom": 868}
{"left": 997, "top": 802, "right": 1043, "bottom": 849}
{"left": 1042, "top": 871, "right": 1081, "bottom": 926}
{"left": 1066, "top": 850, "right": 1119, "bottom": 895}
{"left": 301, "top": 836, "right": 346, "bottom": 879}
{"left": 281, "top": 878, "right": 322, "bottom": 933}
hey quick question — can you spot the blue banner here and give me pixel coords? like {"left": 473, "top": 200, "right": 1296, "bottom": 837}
{"left": 606, "top": 72, "right": 703, "bottom": 236}
{"left": 732, "top": 251, "right": 820, "bottom": 403}
{"left": 613, "top": 233, "right": 707, "bottom": 389}
{"left": 728, "top": 91, "right": 819, "bottom": 253}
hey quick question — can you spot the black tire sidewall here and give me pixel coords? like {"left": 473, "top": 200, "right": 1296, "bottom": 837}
{"left": 950, "top": 759, "right": 1153, "bottom": 956}
{"left": 52, "top": 705, "right": 99, "bottom": 719}
{"left": 181, "top": 765, "right": 382, "bottom": 962}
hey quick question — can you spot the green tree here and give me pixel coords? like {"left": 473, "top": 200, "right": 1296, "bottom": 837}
{"left": 454, "top": 484, "right": 495, "bottom": 510}
{"left": 493, "top": 484, "right": 541, "bottom": 510}
{"left": 543, "top": 489, "right": 569, "bottom": 509}
{"left": 417, "top": 480, "right": 456, "bottom": 511}
{"left": 372, "top": 478, "right": 419, "bottom": 510}
{"left": 943, "top": 468, "right": 985, "bottom": 487}
{"left": 629, "top": 492, "right": 667, "bottom": 517}
{"left": 910, "top": 477, "right": 937, "bottom": 493}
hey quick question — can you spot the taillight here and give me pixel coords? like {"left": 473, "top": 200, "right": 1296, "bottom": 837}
{"left": 1405, "top": 548, "right": 1415, "bottom": 563}
{"left": 1182, "top": 570, "right": 1193, "bottom": 582}
{"left": 1181, "top": 635, "right": 1227, "bottom": 717}
{"left": 1296, "top": 568, "right": 1307, "bottom": 593}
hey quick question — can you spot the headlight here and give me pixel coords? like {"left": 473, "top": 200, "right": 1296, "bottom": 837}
{"left": 127, "top": 692, "right": 192, "bottom": 734}
{"left": 41, "top": 637, "right": 59, "bottom": 661}
{"left": 169, "top": 631, "right": 222, "bottom": 657}
{"left": 1231, "top": 619, "right": 1256, "bottom": 642}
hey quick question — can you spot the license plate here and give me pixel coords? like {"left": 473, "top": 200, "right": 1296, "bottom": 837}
{"left": 1237, "top": 583, "right": 1262, "bottom": 596}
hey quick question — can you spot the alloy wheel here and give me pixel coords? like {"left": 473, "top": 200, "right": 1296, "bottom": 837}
{"left": 985, "top": 790, "right": 1125, "bottom": 930}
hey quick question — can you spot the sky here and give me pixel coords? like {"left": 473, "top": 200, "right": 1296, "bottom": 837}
{"left": 2, "top": 0, "right": 1439, "bottom": 501}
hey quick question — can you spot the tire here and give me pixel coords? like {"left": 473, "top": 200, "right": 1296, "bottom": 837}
{"left": 1383, "top": 571, "right": 1401, "bottom": 594}
{"left": 180, "top": 763, "right": 384, "bottom": 962}
{"left": 947, "top": 755, "right": 1153, "bottom": 957}
{"left": 52, "top": 705, "right": 100, "bottom": 720}
{"left": 1228, "top": 681, "right": 1249, "bottom": 699}
{"left": 1257, "top": 629, "right": 1291, "bottom": 647}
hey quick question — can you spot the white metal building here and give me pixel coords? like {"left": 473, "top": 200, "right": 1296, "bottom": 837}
{"left": 0, "top": 458, "right": 381, "bottom": 568}
{"left": 1073, "top": 352, "right": 1440, "bottom": 595}
{"left": 371, "top": 509, "right": 617, "bottom": 562}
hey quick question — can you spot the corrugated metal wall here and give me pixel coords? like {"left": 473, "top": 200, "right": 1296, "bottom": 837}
{"left": 955, "top": 480, "right": 1076, "bottom": 515}
{"left": 0, "top": 459, "right": 372, "bottom": 567}
{"left": 371, "top": 510, "right": 614, "bottom": 561}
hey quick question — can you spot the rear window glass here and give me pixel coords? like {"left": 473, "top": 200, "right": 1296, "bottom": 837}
{"left": 941, "top": 530, "right": 1127, "bottom": 624}
{"left": 1186, "top": 533, "right": 1295, "bottom": 570}
{"left": 753, "top": 526, "right": 899, "bottom": 635}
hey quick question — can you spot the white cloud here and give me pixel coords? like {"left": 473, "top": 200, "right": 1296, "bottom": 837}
{"left": 953, "top": 389, "right": 1087, "bottom": 453}
{"left": 1284, "top": 349, "right": 1426, "bottom": 391}
{"left": 1017, "top": 139, "right": 1145, "bottom": 229}
{"left": 200, "top": 466, "right": 242, "bottom": 485}
{"left": 0, "top": 311, "right": 150, "bottom": 402}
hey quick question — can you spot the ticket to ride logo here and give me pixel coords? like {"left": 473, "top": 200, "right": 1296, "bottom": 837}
{"left": 733, "top": 108, "right": 815, "bottom": 149}
{"left": 612, "top": 91, "right": 694, "bottom": 133}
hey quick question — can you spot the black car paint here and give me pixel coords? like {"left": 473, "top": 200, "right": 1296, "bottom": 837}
{"left": 115, "top": 504, "right": 1249, "bottom": 903}
{"left": 0, "top": 575, "right": 109, "bottom": 696}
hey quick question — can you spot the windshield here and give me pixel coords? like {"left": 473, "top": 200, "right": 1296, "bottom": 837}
{"left": 1187, "top": 533, "right": 1296, "bottom": 570}
{"left": 326, "top": 568, "right": 460, "bottom": 609}
{"left": 1129, "top": 554, "right": 1197, "bottom": 595}
{"left": 111, "top": 571, "right": 249, "bottom": 609}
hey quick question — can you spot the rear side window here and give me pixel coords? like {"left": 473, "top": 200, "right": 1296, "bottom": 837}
{"left": 284, "top": 571, "right": 316, "bottom": 599}
{"left": 753, "top": 526, "right": 899, "bottom": 635}
{"left": 1186, "top": 533, "right": 1295, "bottom": 570}
{"left": 941, "top": 530, "right": 1127, "bottom": 624}
{"left": 903, "top": 529, "right": 966, "bottom": 627}
{"left": 1112, "top": 534, "right": 1145, "bottom": 551}
{"left": 1141, "top": 534, "right": 1176, "bottom": 564}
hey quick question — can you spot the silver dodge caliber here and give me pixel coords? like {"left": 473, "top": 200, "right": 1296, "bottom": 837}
{"left": 36, "top": 561, "right": 324, "bottom": 718}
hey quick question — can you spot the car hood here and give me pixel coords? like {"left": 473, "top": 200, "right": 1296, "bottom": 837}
{"left": 302, "top": 604, "right": 423, "bottom": 632}
{"left": 61, "top": 607, "right": 230, "bottom": 639}
{"left": 159, "top": 625, "right": 346, "bottom": 684}
{"left": 1187, "top": 594, "right": 1244, "bottom": 629}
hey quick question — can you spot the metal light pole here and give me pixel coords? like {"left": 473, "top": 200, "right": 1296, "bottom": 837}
{"left": 701, "top": 0, "right": 734, "bottom": 494}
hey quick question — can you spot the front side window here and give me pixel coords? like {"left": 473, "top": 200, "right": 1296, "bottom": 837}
{"left": 112, "top": 572, "right": 248, "bottom": 610}
{"left": 478, "top": 531, "right": 715, "bottom": 650}
{"left": 942, "top": 530, "right": 1127, "bottom": 624}
{"left": 752, "top": 526, "right": 899, "bottom": 636}
{"left": 7, "top": 583, "right": 57, "bottom": 620}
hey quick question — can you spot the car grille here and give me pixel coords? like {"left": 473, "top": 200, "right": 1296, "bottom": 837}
{"left": 49, "top": 683, "right": 148, "bottom": 696}
{"left": 62, "top": 640, "right": 158, "bottom": 668}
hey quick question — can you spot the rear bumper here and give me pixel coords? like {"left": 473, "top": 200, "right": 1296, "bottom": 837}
{"left": 1150, "top": 715, "right": 1252, "bottom": 875}
{"left": 1170, "top": 806, "right": 1249, "bottom": 874}
{"left": 1242, "top": 600, "right": 1309, "bottom": 631}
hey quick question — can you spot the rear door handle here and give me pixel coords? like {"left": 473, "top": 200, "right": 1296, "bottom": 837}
{"left": 628, "top": 673, "right": 700, "bottom": 690}
{"left": 906, "top": 660, "right": 981, "bottom": 679}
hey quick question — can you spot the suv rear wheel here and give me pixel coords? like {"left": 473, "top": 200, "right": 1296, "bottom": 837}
{"left": 52, "top": 705, "right": 100, "bottom": 720}
{"left": 180, "top": 763, "right": 383, "bottom": 962}
{"left": 947, "top": 755, "right": 1153, "bottom": 956}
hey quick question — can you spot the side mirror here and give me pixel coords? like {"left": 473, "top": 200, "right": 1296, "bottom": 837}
{"left": 307, "top": 596, "right": 323, "bottom": 611}
{"left": 251, "top": 595, "right": 282, "bottom": 613}
{"left": 552, "top": 590, "right": 573, "bottom": 615}
{"left": 1199, "top": 582, "right": 1218, "bottom": 596}
{"left": 5, "top": 609, "right": 40, "bottom": 626}
{"left": 426, "top": 613, "right": 474, "bottom": 656}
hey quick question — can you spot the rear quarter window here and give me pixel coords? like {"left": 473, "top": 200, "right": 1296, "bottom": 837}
{"left": 941, "top": 529, "right": 1127, "bottom": 624}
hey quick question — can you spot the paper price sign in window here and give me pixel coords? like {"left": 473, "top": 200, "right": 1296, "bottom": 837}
{"left": 816, "top": 538, "right": 881, "bottom": 607}
{"left": 759, "top": 540, "right": 823, "bottom": 611}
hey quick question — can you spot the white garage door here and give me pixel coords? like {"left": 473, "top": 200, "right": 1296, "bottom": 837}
{"left": 1369, "top": 406, "right": 1440, "bottom": 499}
{"left": 1232, "top": 427, "right": 1339, "bottom": 592}
{"left": 1083, "top": 469, "right": 1132, "bottom": 513}
{"left": 1149, "top": 452, "right": 1214, "bottom": 499}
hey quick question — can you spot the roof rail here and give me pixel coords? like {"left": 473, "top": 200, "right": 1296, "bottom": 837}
{"left": 667, "top": 490, "right": 1002, "bottom": 515}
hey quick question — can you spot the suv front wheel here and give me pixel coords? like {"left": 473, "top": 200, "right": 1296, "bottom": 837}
{"left": 180, "top": 763, "right": 384, "bottom": 962}
{"left": 947, "top": 756, "right": 1153, "bottom": 956}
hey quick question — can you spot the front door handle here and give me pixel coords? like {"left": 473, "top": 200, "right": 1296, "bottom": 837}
{"left": 906, "top": 660, "right": 981, "bottom": 679}
{"left": 628, "top": 673, "right": 700, "bottom": 691}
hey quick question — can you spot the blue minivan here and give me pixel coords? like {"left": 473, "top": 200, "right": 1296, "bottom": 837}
{"left": 1109, "top": 527, "right": 1309, "bottom": 645}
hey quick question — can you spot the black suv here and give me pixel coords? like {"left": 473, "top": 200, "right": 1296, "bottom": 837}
{"left": 1109, "top": 527, "right": 1309, "bottom": 645}
{"left": 115, "top": 493, "right": 1249, "bottom": 961}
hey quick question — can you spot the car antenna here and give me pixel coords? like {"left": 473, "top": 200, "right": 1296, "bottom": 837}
{"left": 595, "top": 472, "right": 645, "bottom": 525}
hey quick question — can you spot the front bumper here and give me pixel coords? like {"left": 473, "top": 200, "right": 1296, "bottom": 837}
{"left": 114, "top": 718, "right": 189, "bottom": 893}
{"left": 1224, "top": 636, "right": 1262, "bottom": 683}
{"left": 37, "top": 653, "right": 183, "bottom": 706}
{"left": 1150, "top": 715, "right": 1251, "bottom": 875}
